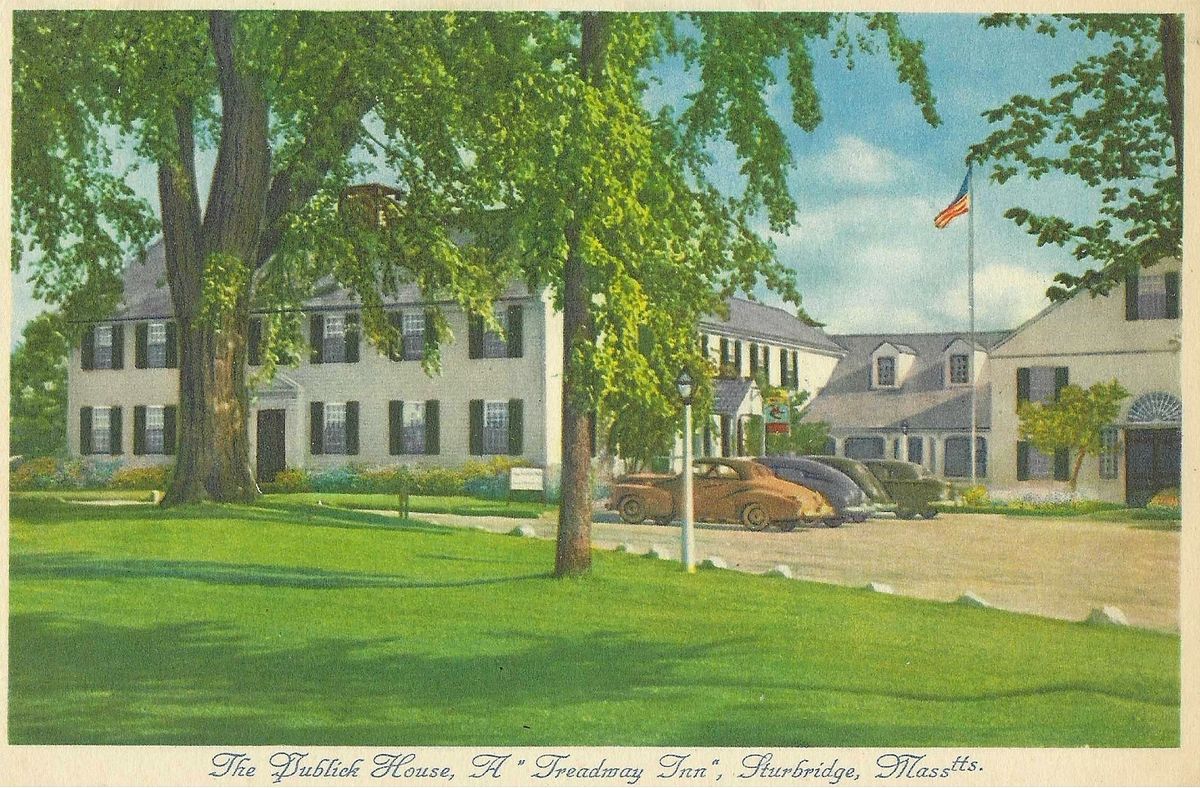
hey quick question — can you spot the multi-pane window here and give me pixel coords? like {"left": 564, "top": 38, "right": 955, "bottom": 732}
{"left": 1027, "top": 446, "right": 1052, "bottom": 479}
{"left": 92, "top": 407, "right": 112, "bottom": 454}
{"left": 324, "top": 402, "right": 347, "bottom": 454}
{"left": 323, "top": 315, "right": 346, "bottom": 363}
{"left": 483, "top": 401, "right": 509, "bottom": 454}
{"left": 147, "top": 322, "right": 168, "bottom": 368}
{"left": 482, "top": 311, "right": 509, "bottom": 358}
{"left": 145, "top": 406, "right": 165, "bottom": 454}
{"left": 1100, "top": 427, "right": 1120, "bottom": 479}
{"left": 403, "top": 402, "right": 426, "bottom": 455}
{"left": 1024, "top": 366, "right": 1061, "bottom": 403}
{"left": 402, "top": 313, "right": 425, "bottom": 360}
{"left": 876, "top": 356, "right": 896, "bottom": 387}
{"left": 95, "top": 326, "right": 113, "bottom": 369}
{"left": 949, "top": 354, "right": 970, "bottom": 384}
{"left": 944, "top": 436, "right": 987, "bottom": 478}
{"left": 1136, "top": 274, "right": 1168, "bottom": 320}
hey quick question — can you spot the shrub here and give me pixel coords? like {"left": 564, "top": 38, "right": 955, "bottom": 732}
{"left": 267, "top": 468, "right": 310, "bottom": 493}
{"left": 961, "top": 485, "right": 990, "bottom": 506}
{"left": 110, "top": 465, "right": 173, "bottom": 490}
{"left": 11, "top": 457, "right": 61, "bottom": 490}
{"left": 1148, "top": 487, "right": 1180, "bottom": 509}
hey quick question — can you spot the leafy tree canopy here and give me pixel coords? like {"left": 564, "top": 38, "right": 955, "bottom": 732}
{"left": 1018, "top": 380, "right": 1130, "bottom": 490}
{"left": 10, "top": 311, "right": 70, "bottom": 459}
{"left": 969, "top": 14, "right": 1182, "bottom": 301}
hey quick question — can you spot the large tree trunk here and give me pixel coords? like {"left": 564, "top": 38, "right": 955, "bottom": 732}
{"left": 161, "top": 11, "right": 270, "bottom": 505}
{"left": 1160, "top": 15, "right": 1183, "bottom": 184}
{"left": 554, "top": 12, "right": 609, "bottom": 577}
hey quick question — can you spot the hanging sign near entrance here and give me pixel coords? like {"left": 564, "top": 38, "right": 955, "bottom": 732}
{"left": 765, "top": 397, "right": 790, "bottom": 434}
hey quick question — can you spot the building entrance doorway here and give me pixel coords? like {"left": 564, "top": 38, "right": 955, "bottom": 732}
{"left": 256, "top": 409, "right": 286, "bottom": 485}
{"left": 1125, "top": 428, "right": 1180, "bottom": 507}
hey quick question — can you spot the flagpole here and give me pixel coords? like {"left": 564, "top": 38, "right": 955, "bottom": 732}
{"left": 967, "top": 164, "right": 977, "bottom": 486}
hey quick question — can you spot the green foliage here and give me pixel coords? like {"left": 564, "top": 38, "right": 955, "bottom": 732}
{"left": 744, "top": 374, "right": 830, "bottom": 456}
{"left": 259, "top": 458, "right": 529, "bottom": 498}
{"left": 970, "top": 14, "right": 1181, "bottom": 299}
{"left": 961, "top": 484, "right": 990, "bottom": 506}
{"left": 9, "top": 311, "right": 69, "bottom": 459}
{"left": 109, "top": 465, "right": 174, "bottom": 490}
{"left": 1017, "top": 380, "right": 1131, "bottom": 489}
{"left": 10, "top": 456, "right": 123, "bottom": 490}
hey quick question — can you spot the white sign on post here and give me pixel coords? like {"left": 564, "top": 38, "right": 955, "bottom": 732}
{"left": 509, "top": 467, "right": 545, "bottom": 492}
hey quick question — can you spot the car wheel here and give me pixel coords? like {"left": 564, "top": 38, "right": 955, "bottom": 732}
{"left": 896, "top": 509, "right": 916, "bottom": 520}
{"left": 824, "top": 517, "right": 845, "bottom": 528}
{"left": 778, "top": 519, "right": 799, "bottom": 532}
{"left": 741, "top": 503, "right": 770, "bottom": 531}
{"left": 652, "top": 515, "right": 673, "bottom": 526}
{"left": 921, "top": 507, "right": 939, "bottom": 519}
{"left": 618, "top": 496, "right": 647, "bottom": 524}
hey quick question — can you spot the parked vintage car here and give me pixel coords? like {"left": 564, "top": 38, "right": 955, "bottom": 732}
{"left": 754, "top": 455, "right": 875, "bottom": 527}
{"left": 805, "top": 455, "right": 897, "bottom": 515}
{"left": 608, "top": 457, "right": 834, "bottom": 531}
{"left": 861, "top": 459, "right": 952, "bottom": 519}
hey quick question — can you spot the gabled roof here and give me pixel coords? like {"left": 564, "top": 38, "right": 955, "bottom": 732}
{"left": 803, "top": 330, "right": 1011, "bottom": 431}
{"left": 699, "top": 297, "right": 844, "bottom": 355}
{"left": 713, "top": 377, "right": 758, "bottom": 416}
{"left": 107, "top": 239, "right": 533, "bottom": 321}
{"left": 872, "top": 340, "right": 916, "bottom": 355}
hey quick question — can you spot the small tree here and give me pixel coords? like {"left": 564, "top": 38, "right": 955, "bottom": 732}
{"left": 10, "top": 311, "right": 70, "bottom": 459}
{"left": 1017, "top": 380, "right": 1130, "bottom": 490}
{"left": 744, "top": 376, "right": 831, "bottom": 457}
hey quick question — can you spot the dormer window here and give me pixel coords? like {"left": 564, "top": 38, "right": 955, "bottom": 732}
{"left": 876, "top": 356, "right": 896, "bottom": 387}
{"left": 949, "top": 354, "right": 970, "bottom": 384}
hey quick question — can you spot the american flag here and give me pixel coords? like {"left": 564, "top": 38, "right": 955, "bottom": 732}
{"left": 934, "top": 168, "right": 971, "bottom": 229}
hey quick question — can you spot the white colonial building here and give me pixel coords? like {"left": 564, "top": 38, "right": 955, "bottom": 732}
{"left": 67, "top": 242, "right": 842, "bottom": 482}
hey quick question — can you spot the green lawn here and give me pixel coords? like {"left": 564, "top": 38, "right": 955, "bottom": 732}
{"left": 9, "top": 498, "right": 1179, "bottom": 746}
{"left": 11, "top": 489, "right": 157, "bottom": 502}
{"left": 263, "top": 492, "right": 555, "bottom": 519}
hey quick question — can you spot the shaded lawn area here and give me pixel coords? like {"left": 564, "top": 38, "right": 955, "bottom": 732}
{"left": 262, "top": 492, "right": 554, "bottom": 519}
{"left": 11, "top": 489, "right": 157, "bottom": 502}
{"left": 9, "top": 498, "right": 1179, "bottom": 747}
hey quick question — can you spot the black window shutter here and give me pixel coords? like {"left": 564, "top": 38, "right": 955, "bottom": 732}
{"left": 1165, "top": 272, "right": 1180, "bottom": 319}
{"left": 1054, "top": 367, "right": 1069, "bottom": 400}
{"left": 164, "top": 405, "right": 177, "bottom": 456}
{"left": 507, "top": 304, "right": 524, "bottom": 358}
{"left": 1053, "top": 448, "right": 1071, "bottom": 481}
{"left": 310, "top": 314, "right": 324, "bottom": 364}
{"left": 133, "top": 406, "right": 146, "bottom": 455}
{"left": 248, "top": 318, "right": 262, "bottom": 366}
{"left": 424, "top": 311, "right": 436, "bottom": 355}
{"left": 762, "top": 346, "right": 769, "bottom": 378}
{"left": 780, "top": 348, "right": 788, "bottom": 383}
{"left": 165, "top": 321, "right": 178, "bottom": 368}
{"left": 80, "top": 407, "right": 93, "bottom": 454}
{"left": 387, "top": 311, "right": 402, "bottom": 361}
{"left": 700, "top": 335, "right": 708, "bottom": 360}
{"left": 110, "top": 406, "right": 123, "bottom": 455}
{"left": 792, "top": 351, "right": 799, "bottom": 386}
{"left": 468, "top": 315, "right": 484, "bottom": 358}
{"left": 1125, "top": 273, "right": 1139, "bottom": 321}
{"left": 749, "top": 343, "right": 758, "bottom": 374}
{"left": 719, "top": 337, "right": 729, "bottom": 365}
{"left": 1016, "top": 367, "right": 1031, "bottom": 407}
{"left": 345, "top": 313, "right": 360, "bottom": 363}
{"left": 1016, "top": 441, "right": 1029, "bottom": 481}
{"left": 720, "top": 415, "right": 732, "bottom": 456}
{"left": 135, "top": 323, "right": 148, "bottom": 369}
{"left": 346, "top": 401, "right": 360, "bottom": 454}
{"left": 81, "top": 326, "right": 95, "bottom": 370}
{"left": 508, "top": 399, "right": 524, "bottom": 455}
{"left": 469, "top": 399, "right": 484, "bottom": 455}
{"left": 111, "top": 324, "right": 124, "bottom": 369}
{"left": 310, "top": 401, "right": 324, "bottom": 455}
{"left": 425, "top": 400, "right": 440, "bottom": 455}
{"left": 388, "top": 400, "right": 403, "bottom": 455}
{"left": 733, "top": 341, "right": 742, "bottom": 374}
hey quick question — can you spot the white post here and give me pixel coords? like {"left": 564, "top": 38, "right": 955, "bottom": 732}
{"left": 682, "top": 402, "right": 695, "bottom": 573}
{"left": 967, "top": 165, "right": 978, "bottom": 486}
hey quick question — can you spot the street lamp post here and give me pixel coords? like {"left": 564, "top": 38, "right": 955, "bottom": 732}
{"left": 675, "top": 370, "right": 696, "bottom": 573}
{"left": 901, "top": 421, "right": 909, "bottom": 464}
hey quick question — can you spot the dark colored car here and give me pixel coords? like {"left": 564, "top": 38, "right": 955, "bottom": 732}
{"left": 755, "top": 455, "right": 876, "bottom": 526}
{"left": 607, "top": 457, "right": 834, "bottom": 531}
{"left": 805, "top": 455, "right": 897, "bottom": 514}
{"left": 861, "top": 459, "right": 952, "bottom": 519}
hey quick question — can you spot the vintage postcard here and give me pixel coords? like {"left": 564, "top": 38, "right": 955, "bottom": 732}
{"left": 2, "top": 1, "right": 1197, "bottom": 785}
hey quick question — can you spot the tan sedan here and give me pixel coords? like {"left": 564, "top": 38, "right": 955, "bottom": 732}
{"left": 608, "top": 457, "right": 834, "bottom": 531}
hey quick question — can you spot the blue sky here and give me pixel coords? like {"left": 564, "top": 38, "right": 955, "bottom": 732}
{"left": 8, "top": 13, "right": 1108, "bottom": 344}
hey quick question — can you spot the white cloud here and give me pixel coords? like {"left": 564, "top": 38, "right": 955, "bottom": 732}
{"left": 938, "top": 263, "right": 1055, "bottom": 332}
{"left": 810, "top": 135, "right": 913, "bottom": 186}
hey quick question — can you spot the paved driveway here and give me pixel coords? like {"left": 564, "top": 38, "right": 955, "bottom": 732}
{"left": 413, "top": 510, "right": 1180, "bottom": 632}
